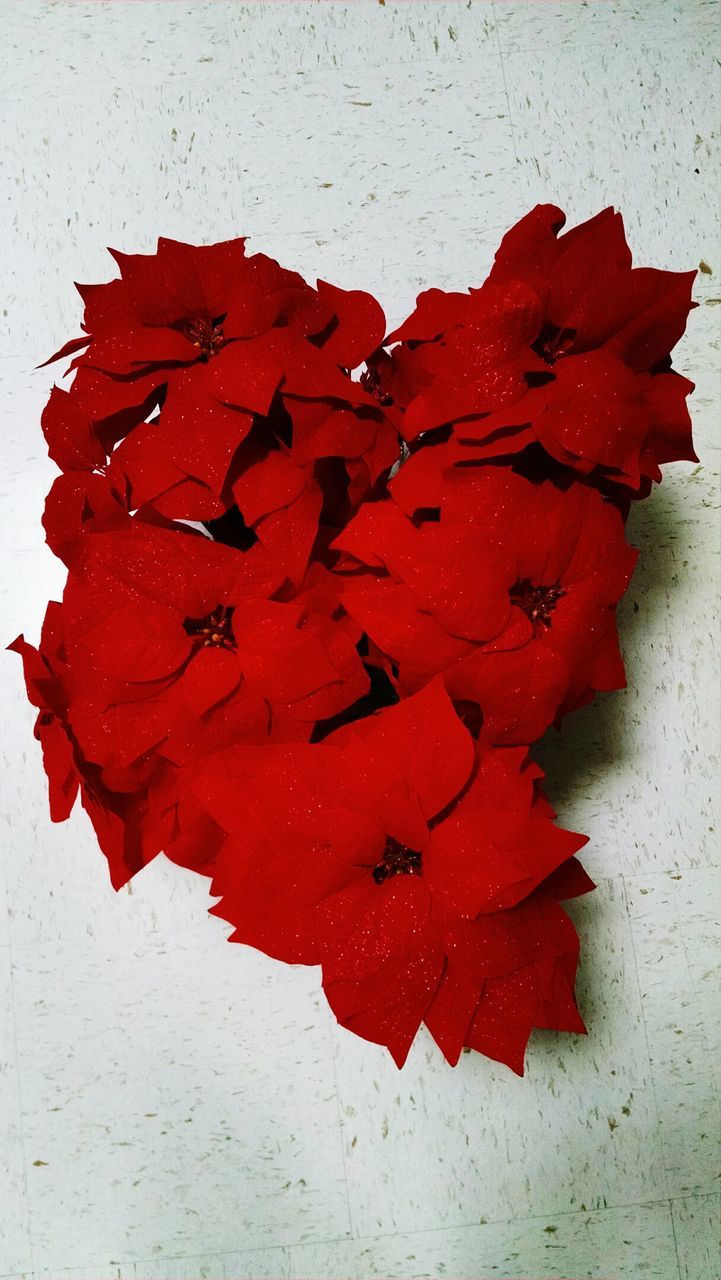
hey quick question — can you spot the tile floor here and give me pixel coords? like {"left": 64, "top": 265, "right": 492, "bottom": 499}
{"left": 0, "top": 3, "right": 719, "bottom": 1278}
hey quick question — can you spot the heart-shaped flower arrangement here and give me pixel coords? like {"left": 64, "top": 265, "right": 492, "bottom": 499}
{"left": 13, "top": 206, "right": 697, "bottom": 1072}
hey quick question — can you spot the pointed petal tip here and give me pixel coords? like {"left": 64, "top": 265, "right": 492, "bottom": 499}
{"left": 388, "top": 1041, "right": 411, "bottom": 1069}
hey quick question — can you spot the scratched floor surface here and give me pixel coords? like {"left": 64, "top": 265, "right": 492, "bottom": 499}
{"left": 0, "top": 3, "right": 719, "bottom": 1279}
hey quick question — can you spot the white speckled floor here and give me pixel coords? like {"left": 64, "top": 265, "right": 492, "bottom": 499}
{"left": 1, "top": 3, "right": 719, "bottom": 1279}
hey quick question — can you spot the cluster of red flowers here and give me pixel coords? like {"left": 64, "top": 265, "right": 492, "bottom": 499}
{"left": 14, "top": 206, "right": 696, "bottom": 1072}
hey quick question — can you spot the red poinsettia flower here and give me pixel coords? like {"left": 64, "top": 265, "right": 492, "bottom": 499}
{"left": 52, "top": 519, "right": 368, "bottom": 775}
{"left": 333, "top": 468, "right": 638, "bottom": 743}
{"left": 186, "top": 681, "right": 589, "bottom": 1068}
{"left": 373, "top": 206, "right": 696, "bottom": 494}
{"left": 40, "top": 238, "right": 397, "bottom": 527}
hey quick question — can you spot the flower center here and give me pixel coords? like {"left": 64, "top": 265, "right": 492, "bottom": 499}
{"left": 533, "top": 322, "right": 575, "bottom": 367}
{"left": 372, "top": 836, "right": 422, "bottom": 884}
{"left": 184, "top": 317, "right": 225, "bottom": 360}
{"left": 510, "top": 578, "right": 564, "bottom": 630}
{"left": 184, "top": 605, "right": 236, "bottom": 651}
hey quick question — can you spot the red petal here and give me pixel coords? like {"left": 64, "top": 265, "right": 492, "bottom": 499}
{"left": 425, "top": 916, "right": 526, "bottom": 1065}
{"left": 546, "top": 207, "right": 632, "bottom": 330}
{"left": 643, "top": 372, "right": 698, "bottom": 468}
{"left": 341, "top": 679, "right": 475, "bottom": 821}
{"left": 315, "top": 279, "right": 386, "bottom": 369}
{"left": 318, "top": 875, "right": 443, "bottom": 1067}
{"left": 38, "top": 333, "right": 92, "bottom": 369}
{"left": 579, "top": 267, "right": 696, "bottom": 372}
{"left": 43, "top": 472, "right": 129, "bottom": 565}
{"left": 209, "top": 334, "right": 286, "bottom": 415}
{"left": 233, "top": 450, "right": 307, "bottom": 524}
{"left": 41, "top": 385, "right": 106, "bottom": 471}
{"left": 174, "top": 646, "right": 242, "bottom": 717}
{"left": 77, "top": 600, "right": 190, "bottom": 683}
{"left": 253, "top": 480, "right": 323, "bottom": 586}
{"left": 542, "top": 857, "right": 596, "bottom": 901}
{"left": 38, "top": 716, "right": 80, "bottom": 822}
{"left": 444, "top": 644, "right": 570, "bottom": 745}
{"left": 488, "top": 203, "right": 566, "bottom": 296}
{"left": 465, "top": 980, "right": 534, "bottom": 1076}
{"left": 386, "top": 287, "right": 471, "bottom": 344}
{"left": 425, "top": 760, "right": 587, "bottom": 917}
{"left": 535, "top": 351, "right": 648, "bottom": 479}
